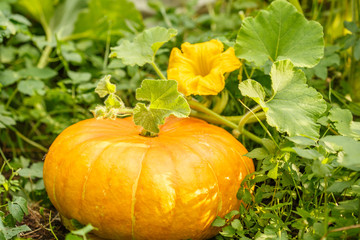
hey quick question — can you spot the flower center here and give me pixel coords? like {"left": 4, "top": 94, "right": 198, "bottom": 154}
{"left": 196, "top": 52, "right": 212, "bottom": 77}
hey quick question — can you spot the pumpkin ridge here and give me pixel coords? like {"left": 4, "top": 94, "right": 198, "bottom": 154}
{"left": 50, "top": 136, "right": 120, "bottom": 219}
{"left": 180, "top": 141, "right": 222, "bottom": 226}
{"left": 79, "top": 143, "right": 115, "bottom": 229}
{"left": 204, "top": 134, "right": 253, "bottom": 175}
{"left": 50, "top": 136, "right": 113, "bottom": 215}
{"left": 131, "top": 142, "right": 151, "bottom": 240}
{"left": 158, "top": 141, "right": 179, "bottom": 233}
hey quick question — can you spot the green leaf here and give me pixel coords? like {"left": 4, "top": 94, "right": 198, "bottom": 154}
{"left": 0, "top": 105, "right": 15, "bottom": 128}
{"left": 329, "top": 106, "right": 360, "bottom": 139}
{"left": 68, "top": 71, "right": 92, "bottom": 84}
{"left": 220, "top": 226, "right": 236, "bottom": 237}
{"left": 212, "top": 216, "right": 226, "bottom": 227}
{"left": 0, "top": 115, "right": 15, "bottom": 129}
{"left": 231, "top": 219, "right": 242, "bottom": 231}
{"left": 249, "top": 60, "right": 326, "bottom": 138}
{"left": 49, "top": 0, "right": 87, "bottom": 40}
{"left": 344, "top": 21, "right": 359, "bottom": 33}
{"left": 245, "top": 147, "right": 268, "bottom": 160}
{"left": 267, "top": 162, "right": 278, "bottom": 179}
{"left": 0, "top": 70, "right": 20, "bottom": 86}
{"left": 18, "top": 162, "right": 44, "bottom": 178}
{"left": 0, "top": 174, "right": 5, "bottom": 185}
{"left": 71, "top": 224, "right": 96, "bottom": 236}
{"left": 3, "top": 225, "right": 31, "bottom": 240}
{"left": 292, "top": 147, "right": 323, "bottom": 159}
{"left": 311, "top": 46, "right": 340, "bottom": 80}
{"left": 287, "top": 136, "right": 317, "bottom": 146}
{"left": 65, "top": 234, "right": 83, "bottom": 240}
{"left": 225, "top": 210, "right": 240, "bottom": 220}
{"left": 104, "top": 94, "right": 124, "bottom": 108}
{"left": 95, "top": 75, "right": 116, "bottom": 98}
{"left": 18, "top": 67, "right": 57, "bottom": 79}
{"left": 320, "top": 136, "right": 360, "bottom": 171}
{"left": 133, "top": 80, "right": 190, "bottom": 133}
{"left": 110, "top": 27, "right": 177, "bottom": 66}
{"left": 18, "top": 79, "right": 45, "bottom": 96}
{"left": 327, "top": 181, "right": 352, "bottom": 193}
{"left": 354, "top": 39, "right": 360, "bottom": 61}
{"left": 72, "top": 0, "right": 143, "bottom": 41}
{"left": 15, "top": 0, "right": 54, "bottom": 28}
{"left": 8, "top": 197, "right": 28, "bottom": 222}
{"left": 239, "top": 79, "right": 266, "bottom": 106}
{"left": 235, "top": 0, "right": 324, "bottom": 67}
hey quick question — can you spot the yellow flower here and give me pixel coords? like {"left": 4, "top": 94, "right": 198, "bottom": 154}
{"left": 167, "top": 39, "right": 241, "bottom": 96}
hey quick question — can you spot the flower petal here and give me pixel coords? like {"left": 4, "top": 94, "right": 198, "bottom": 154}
{"left": 167, "top": 39, "right": 240, "bottom": 96}
{"left": 196, "top": 68, "right": 225, "bottom": 95}
{"left": 216, "top": 47, "right": 241, "bottom": 73}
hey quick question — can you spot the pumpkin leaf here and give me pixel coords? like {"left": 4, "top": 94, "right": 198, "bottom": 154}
{"left": 15, "top": 0, "right": 54, "bottom": 29}
{"left": 94, "top": 75, "right": 116, "bottom": 98}
{"left": 240, "top": 60, "right": 327, "bottom": 138}
{"left": 238, "top": 79, "right": 266, "bottom": 107}
{"left": 235, "top": 0, "right": 324, "bottom": 68}
{"left": 110, "top": 27, "right": 177, "bottom": 66}
{"left": 320, "top": 136, "right": 360, "bottom": 171}
{"left": 71, "top": 0, "right": 143, "bottom": 41}
{"left": 133, "top": 79, "right": 190, "bottom": 133}
{"left": 328, "top": 106, "right": 360, "bottom": 139}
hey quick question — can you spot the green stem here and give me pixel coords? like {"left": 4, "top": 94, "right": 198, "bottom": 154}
{"left": 5, "top": 88, "right": 18, "bottom": 109}
{"left": 49, "top": 211, "right": 59, "bottom": 240}
{"left": 6, "top": 125, "right": 48, "bottom": 152}
{"left": 238, "top": 99, "right": 280, "bottom": 149}
{"left": 238, "top": 105, "right": 262, "bottom": 129}
{"left": 189, "top": 99, "right": 263, "bottom": 144}
{"left": 324, "top": 177, "right": 329, "bottom": 236}
{"left": 140, "top": 129, "right": 158, "bottom": 138}
{"left": 190, "top": 111, "right": 266, "bottom": 125}
{"left": 0, "top": 147, "right": 13, "bottom": 173}
{"left": 103, "top": 21, "right": 112, "bottom": 70}
{"left": 37, "top": 45, "right": 53, "bottom": 69}
{"left": 150, "top": 61, "right": 167, "bottom": 80}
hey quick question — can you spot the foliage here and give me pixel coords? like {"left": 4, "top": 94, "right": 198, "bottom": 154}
{"left": 0, "top": 0, "right": 360, "bottom": 239}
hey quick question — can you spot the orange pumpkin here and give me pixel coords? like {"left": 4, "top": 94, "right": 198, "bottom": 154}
{"left": 43, "top": 117, "right": 254, "bottom": 240}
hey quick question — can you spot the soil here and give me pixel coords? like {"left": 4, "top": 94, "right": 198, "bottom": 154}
{"left": 19, "top": 202, "right": 68, "bottom": 240}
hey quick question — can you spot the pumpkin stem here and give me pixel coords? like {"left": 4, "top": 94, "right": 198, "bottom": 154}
{"left": 140, "top": 129, "right": 158, "bottom": 137}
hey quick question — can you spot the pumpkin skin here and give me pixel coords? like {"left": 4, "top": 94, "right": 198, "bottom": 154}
{"left": 43, "top": 117, "right": 254, "bottom": 240}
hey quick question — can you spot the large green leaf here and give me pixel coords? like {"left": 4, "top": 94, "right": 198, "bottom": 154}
{"left": 133, "top": 80, "right": 190, "bottom": 133}
{"left": 15, "top": 0, "right": 54, "bottom": 29}
{"left": 235, "top": 0, "right": 324, "bottom": 67}
{"left": 321, "top": 136, "right": 360, "bottom": 171}
{"left": 15, "top": 0, "right": 142, "bottom": 41}
{"left": 238, "top": 79, "right": 266, "bottom": 106}
{"left": 110, "top": 27, "right": 177, "bottom": 66}
{"left": 239, "top": 60, "right": 327, "bottom": 138}
{"left": 328, "top": 106, "right": 360, "bottom": 139}
{"left": 72, "top": 0, "right": 143, "bottom": 40}
{"left": 49, "top": 0, "right": 87, "bottom": 40}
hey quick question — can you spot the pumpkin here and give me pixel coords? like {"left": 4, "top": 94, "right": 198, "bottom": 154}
{"left": 43, "top": 116, "right": 254, "bottom": 240}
